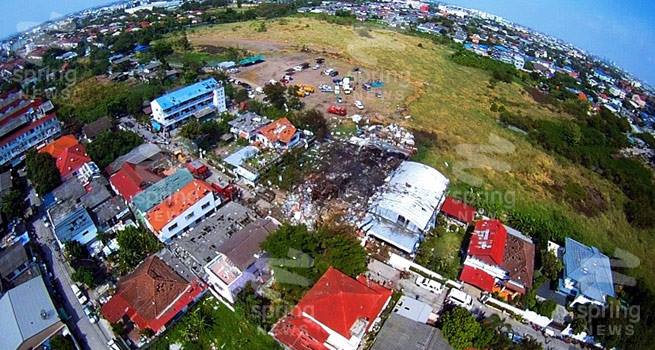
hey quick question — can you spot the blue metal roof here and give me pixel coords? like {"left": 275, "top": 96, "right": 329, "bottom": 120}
{"left": 153, "top": 78, "right": 219, "bottom": 110}
{"left": 53, "top": 207, "right": 98, "bottom": 246}
{"left": 563, "top": 237, "right": 615, "bottom": 302}
{"left": 131, "top": 168, "right": 194, "bottom": 213}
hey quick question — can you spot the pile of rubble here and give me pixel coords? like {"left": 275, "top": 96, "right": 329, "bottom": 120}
{"left": 348, "top": 123, "right": 416, "bottom": 158}
{"left": 283, "top": 140, "right": 406, "bottom": 227}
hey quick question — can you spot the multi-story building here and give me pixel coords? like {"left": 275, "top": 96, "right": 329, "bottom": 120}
{"left": 0, "top": 93, "right": 61, "bottom": 166}
{"left": 204, "top": 217, "right": 279, "bottom": 304}
{"left": 144, "top": 178, "right": 221, "bottom": 243}
{"left": 150, "top": 78, "right": 227, "bottom": 131}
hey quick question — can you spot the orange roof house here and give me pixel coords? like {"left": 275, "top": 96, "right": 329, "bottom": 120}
{"left": 100, "top": 256, "right": 205, "bottom": 333}
{"left": 145, "top": 179, "right": 217, "bottom": 242}
{"left": 255, "top": 117, "right": 300, "bottom": 149}
{"left": 39, "top": 135, "right": 92, "bottom": 178}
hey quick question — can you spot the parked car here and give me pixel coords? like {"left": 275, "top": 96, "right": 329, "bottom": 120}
{"left": 329, "top": 70, "right": 339, "bottom": 77}
{"left": 327, "top": 105, "right": 347, "bottom": 116}
{"left": 446, "top": 288, "right": 473, "bottom": 310}
{"left": 70, "top": 283, "right": 88, "bottom": 305}
{"left": 83, "top": 305, "right": 98, "bottom": 324}
{"left": 415, "top": 276, "right": 443, "bottom": 293}
{"left": 354, "top": 100, "right": 365, "bottom": 110}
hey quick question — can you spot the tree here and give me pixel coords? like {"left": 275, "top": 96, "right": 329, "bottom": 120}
{"left": 71, "top": 266, "right": 96, "bottom": 287}
{"left": 441, "top": 307, "right": 481, "bottom": 350}
{"left": 536, "top": 299, "right": 556, "bottom": 318}
{"left": 290, "top": 109, "right": 328, "bottom": 141}
{"left": 65, "top": 241, "right": 90, "bottom": 261}
{"left": 571, "top": 316, "right": 587, "bottom": 335}
{"left": 263, "top": 82, "right": 287, "bottom": 110}
{"left": 541, "top": 251, "right": 563, "bottom": 281}
{"left": 116, "top": 226, "right": 161, "bottom": 273}
{"left": 25, "top": 150, "right": 61, "bottom": 195}
{"left": 86, "top": 130, "right": 143, "bottom": 169}
{"left": 50, "top": 334, "right": 75, "bottom": 350}
{"left": 1, "top": 189, "right": 25, "bottom": 220}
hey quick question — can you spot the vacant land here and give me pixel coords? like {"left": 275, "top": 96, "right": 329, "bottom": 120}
{"left": 188, "top": 17, "right": 655, "bottom": 287}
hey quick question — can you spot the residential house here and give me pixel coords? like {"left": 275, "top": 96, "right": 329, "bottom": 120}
{"left": 360, "top": 161, "right": 449, "bottom": 253}
{"left": 101, "top": 256, "right": 206, "bottom": 335}
{"left": 271, "top": 267, "right": 392, "bottom": 350}
{"left": 459, "top": 219, "right": 535, "bottom": 297}
{"left": 150, "top": 78, "right": 227, "bottom": 131}
{"left": 228, "top": 112, "right": 271, "bottom": 140}
{"left": 0, "top": 243, "right": 38, "bottom": 291}
{"left": 52, "top": 206, "right": 98, "bottom": 247}
{"left": 109, "top": 162, "right": 163, "bottom": 202}
{"left": 255, "top": 117, "right": 301, "bottom": 150}
{"left": 371, "top": 314, "right": 452, "bottom": 350}
{"left": 440, "top": 196, "right": 476, "bottom": 226}
{"left": 81, "top": 116, "right": 113, "bottom": 142}
{"left": 0, "top": 276, "right": 66, "bottom": 350}
{"left": 558, "top": 237, "right": 614, "bottom": 306}
{"left": 223, "top": 145, "right": 260, "bottom": 184}
{"left": 131, "top": 168, "right": 194, "bottom": 216}
{"left": 144, "top": 178, "right": 220, "bottom": 243}
{"left": 106, "top": 143, "right": 164, "bottom": 174}
{"left": 204, "top": 217, "right": 279, "bottom": 304}
{"left": 39, "top": 135, "right": 96, "bottom": 180}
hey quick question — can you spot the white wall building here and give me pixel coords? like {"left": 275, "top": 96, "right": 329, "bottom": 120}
{"left": 150, "top": 78, "right": 227, "bottom": 131}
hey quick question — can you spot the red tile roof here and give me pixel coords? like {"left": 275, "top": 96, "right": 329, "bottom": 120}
{"left": 100, "top": 256, "right": 205, "bottom": 332}
{"left": 272, "top": 267, "right": 392, "bottom": 350}
{"left": 110, "top": 162, "right": 162, "bottom": 201}
{"left": 257, "top": 117, "right": 297, "bottom": 144}
{"left": 467, "top": 219, "right": 507, "bottom": 266}
{"left": 39, "top": 135, "right": 91, "bottom": 178}
{"left": 459, "top": 265, "right": 496, "bottom": 292}
{"left": 441, "top": 196, "right": 476, "bottom": 224}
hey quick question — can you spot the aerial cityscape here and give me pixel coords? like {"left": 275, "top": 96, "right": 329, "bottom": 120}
{"left": 0, "top": 1, "right": 653, "bottom": 350}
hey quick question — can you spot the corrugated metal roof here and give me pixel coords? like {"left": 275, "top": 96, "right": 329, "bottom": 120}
{"left": 564, "top": 237, "right": 615, "bottom": 302}
{"left": 53, "top": 206, "right": 97, "bottom": 245}
{"left": 370, "top": 161, "right": 449, "bottom": 231}
{"left": 132, "top": 168, "right": 194, "bottom": 213}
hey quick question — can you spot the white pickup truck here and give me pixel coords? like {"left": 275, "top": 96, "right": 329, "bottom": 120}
{"left": 415, "top": 276, "right": 444, "bottom": 294}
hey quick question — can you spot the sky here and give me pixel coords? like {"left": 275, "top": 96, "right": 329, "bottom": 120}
{"left": 445, "top": 0, "right": 655, "bottom": 84}
{"left": 0, "top": 0, "right": 115, "bottom": 37}
{"left": 0, "top": 1, "right": 653, "bottom": 84}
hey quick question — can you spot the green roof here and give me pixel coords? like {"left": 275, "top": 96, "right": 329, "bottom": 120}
{"left": 132, "top": 168, "right": 194, "bottom": 213}
{"left": 239, "top": 55, "right": 265, "bottom": 66}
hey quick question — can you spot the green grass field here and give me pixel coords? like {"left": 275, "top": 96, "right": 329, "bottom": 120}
{"left": 188, "top": 17, "right": 655, "bottom": 289}
{"left": 150, "top": 297, "right": 280, "bottom": 350}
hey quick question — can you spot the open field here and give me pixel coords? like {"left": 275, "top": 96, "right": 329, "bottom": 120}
{"left": 188, "top": 17, "right": 655, "bottom": 288}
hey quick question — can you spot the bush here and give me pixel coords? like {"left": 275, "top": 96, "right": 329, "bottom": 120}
{"left": 86, "top": 130, "right": 143, "bottom": 169}
{"left": 115, "top": 227, "right": 162, "bottom": 273}
{"left": 25, "top": 150, "right": 61, "bottom": 195}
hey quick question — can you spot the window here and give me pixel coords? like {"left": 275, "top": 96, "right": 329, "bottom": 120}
{"left": 397, "top": 215, "right": 409, "bottom": 227}
{"left": 169, "top": 223, "right": 178, "bottom": 230}
{"left": 185, "top": 212, "right": 195, "bottom": 220}
{"left": 201, "top": 201, "right": 210, "bottom": 210}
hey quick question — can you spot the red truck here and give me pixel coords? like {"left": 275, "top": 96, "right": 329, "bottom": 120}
{"left": 327, "top": 105, "right": 347, "bottom": 116}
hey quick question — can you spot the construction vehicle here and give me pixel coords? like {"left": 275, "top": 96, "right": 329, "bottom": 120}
{"left": 327, "top": 105, "right": 347, "bottom": 116}
{"left": 294, "top": 84, "right": 316, "bottom": 97}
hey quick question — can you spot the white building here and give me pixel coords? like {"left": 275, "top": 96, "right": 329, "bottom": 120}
{"left": 361, "top": 161, "right": 449, "bottom": 253}
{"left": 150, "top": 78, "right": 227, "bottom": 131}
{"left": 144, "top": 179, "right": 220, "bottom": 243}
{"left": 204, "top": 217, "right": 279, "bottom": 304}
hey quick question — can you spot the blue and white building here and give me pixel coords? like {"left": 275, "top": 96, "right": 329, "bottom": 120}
{"left": 150, "top": 78, "right": 227, "bottom": 131}
{"left": 558, "top": 237, "right": 615, "bottom": 306}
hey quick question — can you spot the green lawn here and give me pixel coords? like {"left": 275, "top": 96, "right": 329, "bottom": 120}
{"left": 150, "top": 297, "right": 281, "bottom": 350}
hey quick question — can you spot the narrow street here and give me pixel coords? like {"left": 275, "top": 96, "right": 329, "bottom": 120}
{"left": 32, "top": 215, "right": 112, "bottom": 350}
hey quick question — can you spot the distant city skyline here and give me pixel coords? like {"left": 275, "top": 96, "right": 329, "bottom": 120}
{"left": 0, "top": 0, "right": 653, "bottom": 84}
{"left": 445, "top": 0, "right": 655, "bottom": 85}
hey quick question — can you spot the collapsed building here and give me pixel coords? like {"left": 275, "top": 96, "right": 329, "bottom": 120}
{"left": 360, "top": 161, "right": 449, "bottom": 254}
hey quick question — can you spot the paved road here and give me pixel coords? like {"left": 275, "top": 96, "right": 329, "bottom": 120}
{"left": 32, "top": 216, "right": 112, "bottom": 350}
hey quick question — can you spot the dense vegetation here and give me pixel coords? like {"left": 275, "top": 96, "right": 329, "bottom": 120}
{"left": 262, "top": 223, "right": 367, "bottom": 302}
{"left": 451, "top": 48, "right": 517, "bottom": 83}
{"left": 114, "top": 226, "right": 162, "bottom": 274}
{"left": 499, "top": 106, "right": 655, "bottom": 228}
{"left": 86, "top": 130, "right": 143, "bottom": 169}
{"left": 179, "top": 115, "right": 231, "bottom": 150}
{"left": 415, "top": 222, "right": 465, "bottom": 280}
{"left": 25, "top": 150, "right": 61, "bottom": 195}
